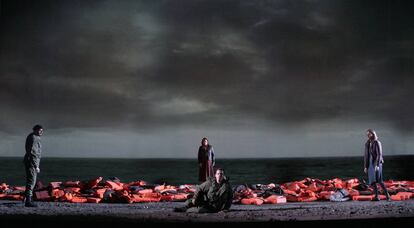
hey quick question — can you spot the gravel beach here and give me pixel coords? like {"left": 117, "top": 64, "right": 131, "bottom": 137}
{"left": 1, "top": 200, "right": 413, "bottom": 227}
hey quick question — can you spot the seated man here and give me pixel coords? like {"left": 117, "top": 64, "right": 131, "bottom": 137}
{"left": 175, "top": 168, "right": 232, "bottom": 213}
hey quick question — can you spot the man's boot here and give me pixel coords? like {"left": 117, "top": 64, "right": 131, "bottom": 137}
{"left": 372, "top": 184, "right": 380, "bottom": 201}
{"left": 24, "top": 195, "right": 37, "bottom": 207}
{"left": 174, "top": 199, "right": 192, "bottom": 212}
{"left": 173, "top": 206, "right": 189, "bottom": 212}
{"left": 380, "top": 182, "right": 391, "bottom": 201}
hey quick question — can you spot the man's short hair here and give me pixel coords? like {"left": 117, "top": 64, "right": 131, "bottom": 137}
{"left": 33, "top": 124, "right": 43, "bottom": 132}
{"left": 215, "top": 167, "right": 225, "bottom": 173}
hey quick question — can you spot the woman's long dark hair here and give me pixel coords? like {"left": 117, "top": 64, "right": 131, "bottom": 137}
{"left": 201, "top": 137, "right": 209, "bottom": 147}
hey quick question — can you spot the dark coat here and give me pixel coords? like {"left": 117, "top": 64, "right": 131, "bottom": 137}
{"left": 364, "top": 139, "right": 384, "bottom": 169}
{"left": 192, "top": 176, "right": 232, "bottom": 212}
{"left": 364, "top": 139, "right": 384, "bottom": 184}
{"left": 24, "top": 133, "right": 42, "bottom": 168}
{"left": 198, "top": 145, "right": 215, "bottom": 182}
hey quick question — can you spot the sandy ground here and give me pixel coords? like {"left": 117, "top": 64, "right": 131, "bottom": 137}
{"left": 1, "top": 200, "right": 413, "bottom": 227}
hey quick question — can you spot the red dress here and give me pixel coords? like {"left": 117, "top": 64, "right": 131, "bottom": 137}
{"left": 198, "top": 145, "right": 215, "bottom": 182}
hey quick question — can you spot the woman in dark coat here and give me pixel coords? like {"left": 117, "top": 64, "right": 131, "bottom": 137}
{"left": 364, "top": 129, "right": 391, "bottom": 201}
{"left": 198, "top": 137, "right": 215, "bottom": 182}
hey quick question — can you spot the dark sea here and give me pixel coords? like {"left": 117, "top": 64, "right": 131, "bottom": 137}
{"left": 1, "top": 156, "right": 413, "bottom": 186}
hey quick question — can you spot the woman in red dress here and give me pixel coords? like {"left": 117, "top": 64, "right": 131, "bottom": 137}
{"left": 198, "top": 137, "right": 215, "bottom": 182}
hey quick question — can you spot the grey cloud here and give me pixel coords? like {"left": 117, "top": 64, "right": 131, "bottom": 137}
{"left": 1, "top": 0, "right": 414, "bottom": 136}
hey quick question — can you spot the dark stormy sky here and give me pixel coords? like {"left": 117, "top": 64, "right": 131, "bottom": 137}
{"left": 1, "top": 0, "right": 413, "bottom": 158}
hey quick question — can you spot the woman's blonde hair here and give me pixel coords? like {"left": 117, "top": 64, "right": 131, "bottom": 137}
{"left": 367, "top": 129, "right": 378, "bottom": 140}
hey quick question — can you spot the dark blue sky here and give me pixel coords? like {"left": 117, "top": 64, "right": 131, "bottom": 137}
{"left": 1, "top": 0, "right": 413, "bottom": 157}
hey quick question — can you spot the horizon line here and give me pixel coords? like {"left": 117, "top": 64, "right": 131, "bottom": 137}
{"left": 1, "top": 154, "right": 413, "bottom": 159}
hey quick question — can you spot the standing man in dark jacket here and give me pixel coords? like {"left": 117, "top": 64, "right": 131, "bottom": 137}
{"left": 175, "top": 168, "right": 232, "bottom": 213}
{"left": 23, "top": 124, "right": 43, "bottom": 207}
{"left": 364, "top": 129, "right": 390, "bottom": 201}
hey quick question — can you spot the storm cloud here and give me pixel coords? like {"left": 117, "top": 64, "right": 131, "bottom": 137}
{"left": 1, "top": 0, "right": 413, "bottom": 157}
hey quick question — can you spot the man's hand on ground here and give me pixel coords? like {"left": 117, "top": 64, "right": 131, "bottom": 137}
{"left": 218, "top": 209, "right": 230, "bottom": 214}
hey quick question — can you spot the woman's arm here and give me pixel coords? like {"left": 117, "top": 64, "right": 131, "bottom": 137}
{"left": 374, "top": 141, "right": 382, "bottom": 167}
{"left": 210, "top": 146, "right": 215, "bottom": 166}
